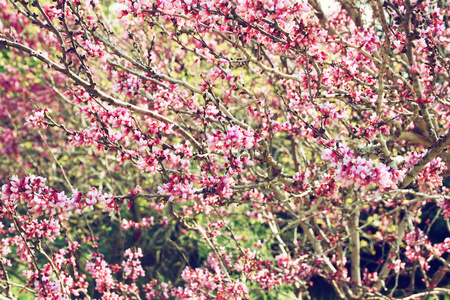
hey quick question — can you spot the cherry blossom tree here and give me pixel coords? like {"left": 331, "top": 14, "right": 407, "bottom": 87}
{"left": 1, "top": 0, "right": 450, "bottom": 299}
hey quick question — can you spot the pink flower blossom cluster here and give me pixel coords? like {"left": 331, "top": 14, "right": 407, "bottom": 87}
{"left": 316, "top": 103, "right": 347, "bottom": 126}
{"left": 122, "top": 248, "right": 146, "bottom": 281}
{"left": 353, "top": 113, "right": 390, "bottom": 141}
{"left": 321, "top": 143, "right": 405, "bottom": 191}
{"left": 405, "top": 150, "right": 448, "bottom": 191}
{"left": 86, "top": 187, "right": 117, "bottom": 213}
{"left": 1, "top": 175, "right": 78, "bottom": 219}
{"left": 25, "top": 108, "right": 50, "bottom": 129}
{"left": 404, "top": 229, "right": 431, "bottom": 271}
{"left": 234, "top": 250, "right": 282, "bottom": 291}
{"left": 437, "top": 190, "right": 450, "bottom": 220}
{"left": 275, "top": 253, "right": 314, "bottom": 285}
{"left": 85, "top": 253, "right": 116, "bottom": 293}
{"left": 122, "top": 217, "right": 155, "bottom": 231}
{"left": 200, "top": 173, "right": 236, "bottom": 199}
{"left": 158, "top": 174, "right": 198, "bottom": 202}
{"left": 207, "top": 125, "right": 258, "bottom": 151}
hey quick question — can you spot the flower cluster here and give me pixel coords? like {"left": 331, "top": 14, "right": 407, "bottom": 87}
{"left": 1, "top": 175, "right": 78, "bottom": 218}
{"left": 405, "top": 150, "right": 448, "bottom": 191}
{"left": 25, "top": 109, "right": 50, "bottom": 129}
{"left": 122, "top": 248, "right": 146, "bottom": 281}
{"left": 321, "top": 143, "right": 404, "bottom": 191}
{"left": 207, "top": 125, "right": 258, "bottom": 151}
{"left": 437, "top": 190, "right": 450, "bottom": 220}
